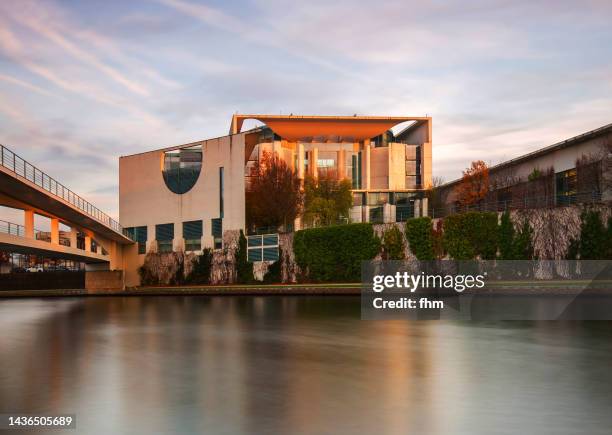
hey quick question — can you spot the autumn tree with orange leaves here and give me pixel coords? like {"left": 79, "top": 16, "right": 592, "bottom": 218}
{"left": 456, "top": 160, "right": 489, "bottom": 207}
{"left": 246, "top": 151, "right": 303, "bottom": 231}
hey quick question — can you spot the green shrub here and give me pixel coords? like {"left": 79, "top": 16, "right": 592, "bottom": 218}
{"left": 578, "top": 210, "right": 607, "bottom": 259}
{"left": 498, "top": 211, "right": 515, "bottom": 260}
{"left": 263, "top": 249, "right": 282, "bottom": 284}
{"left": 513, "top": 220, "right": 534, "bottom": 260}
{"left": 405, "top": 217, "right": 435, "bottom": 260}
{"left": 293, "top": 223, "right": 381, "bottom": 282}
{"left": 186, "top": 248, "right": 213, "bottom": 284}
{"left": 443, "top": 212, "right": 498, "bottom": 260}
{"left": 382, "top": 226, "right": 405, "bottom": 260}
{"left": 236, "top": 230, "right": 254, "bottom": 284}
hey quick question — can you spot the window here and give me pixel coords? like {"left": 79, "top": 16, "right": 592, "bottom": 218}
{"left": 247, "top": 233, "right": 279, "bottom": 262}
{"left": 353, "top": 192, "right": 365, "bottom": 206}
{"left": 183, "top": 220, "right": 202, "bottom": 252}
{"left": 126, "top": 226, "right": 147, "bottom": 254}
{"left": 219, "top": 167, "right": 224, "bottom": 218}
{"left": 317, "top": 151, "right": 337, "bottom": 178}
{"left": 156, "top": 223, "right": 174, "bottom": 253}
{"left": 369, "top": 206, "right": 384, "bottom": 223}
{"left": 211, "top": 218, "right": 222, "bottom": 249}
{"left": 162, "top": 145, "right": 202, "bottom": 194}
{"left": 367, "top": 192, "right": 389, "bottom": 206}
{"left": 556, "top": 168, "right": 577, "bottom": 206}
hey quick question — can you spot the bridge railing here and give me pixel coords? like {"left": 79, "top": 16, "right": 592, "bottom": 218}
{"left": 0, "top": 144, "right": 124, "bottom": 235}
{"left": 0, "top": 219, "right": 46, "bottom": 239}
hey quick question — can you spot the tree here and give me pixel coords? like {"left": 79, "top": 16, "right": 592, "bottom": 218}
{"left": 303, "top": 174, "right": 353, "bottom": 227}
{"left": 236, "top": 230, "right": 253, "bottom": 284}
{"left": 405, "top": 217, "right": 435, "bottom": 260}
{"left": 498, "top": 211, "right": 515, "bottom": 260}
{"left": 382, "top": 226, "right": 405, "bottom": 260}
{"left": 456, "top": 160, "right": 489, "bottom": 207}
{"left": 246, "top": 151, "right": 303, "bottom": 231}
{"left": 513, "top": 220, "right": 534, "bottom": 260}
{"left": 578, "top": 210, "right": 607, "bottom": 259}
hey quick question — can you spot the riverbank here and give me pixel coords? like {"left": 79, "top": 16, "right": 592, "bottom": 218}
{"left": 1, "top": 280, "right": 611, "bottom": 298}
{"left": 0, "top": 283, "right": 363, "bottom": 298}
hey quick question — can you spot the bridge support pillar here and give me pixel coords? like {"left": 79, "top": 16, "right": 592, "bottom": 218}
{"left": 24, "top": 210, "right": 34, "bottom": 238}
{"left": 50, "top": 218, "right": 59, "bottom": 245}
{"left": 70, "top": 227, "right": 78, "bottom": 248}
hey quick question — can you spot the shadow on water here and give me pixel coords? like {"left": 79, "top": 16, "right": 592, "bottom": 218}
{"left": 1, "top": 296, "right": 612, "bottom": 435}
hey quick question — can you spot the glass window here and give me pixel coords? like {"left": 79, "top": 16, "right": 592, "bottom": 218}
{"left": 156, "top": 223, "right": 174, "bottom": 253}
{"left": 219, "top": 167, "right": 224, "bottom": 218}
{"left": 183, "top": 220, "right": 202, "bottom": 252}
{"left": 162, "top": 145, "right": 202, "bottom": 194}
{"left": 367, "top": 192, "right": 389, "bottom": 206}
{"left": 556, "top": 168, "right": 577, "bottom": 206}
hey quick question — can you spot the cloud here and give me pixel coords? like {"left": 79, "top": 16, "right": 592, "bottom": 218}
{"left": 0, "top": 0, "right": 611, "bottom": 219}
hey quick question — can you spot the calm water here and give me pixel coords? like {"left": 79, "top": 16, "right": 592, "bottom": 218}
{"left": 1, "top": 296, "right": 611, "bottom": 435}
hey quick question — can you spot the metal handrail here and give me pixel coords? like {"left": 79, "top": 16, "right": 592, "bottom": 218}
{"left": 0, "top": 219, "right": 46, "bottom": 239}
{"left": 0, "top": 144, "right": 123, "bottom": 234}
{"left": 0, "top": 219, "right": 25, "bottom": 237}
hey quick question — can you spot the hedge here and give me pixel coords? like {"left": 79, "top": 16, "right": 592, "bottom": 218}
{"left": 405, "top": 217, "right": 435, "bottom": 260}
{"left": 443, "top": 212, "right": 498, "bottom": 260}
{"left": 382, "top": 226, "right": 405, "bottom": 260}
{"left": 293, "top": 223, "right": 381, "bottom": 282}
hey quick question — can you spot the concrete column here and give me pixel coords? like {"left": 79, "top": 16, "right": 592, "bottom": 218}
{"left": 312, "top": 147, "right": 319, "bottom": 179}
{"left": 421, "top": 197, "right": 429, "bottom": 217}
{"left": 338, "top": 149, "right": 346, "bottom": 180}
{"left": 363, "top": 140, "right": 371, "bottom": 190}
{"left": 24, "top": 210, "right": 34, "bottom": 238}
{"left": 50, "top": 218, "right": 59, "bottom": 244}
{"left": 84, "top": 235, "right": 92, "bottom": 252}
{"left": 297, "top": 143, "right": 305, "bottom": 180}
{"left": 174, "top": 237, "right": 185, "bottom": 252}
{"left": 414, "top": 200, "right": 421, "bottom": 218}
{"left": 70, "top": 227, "right": 78, "bottom": 248}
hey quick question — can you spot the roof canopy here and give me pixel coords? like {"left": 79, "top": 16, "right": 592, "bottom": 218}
{"left": 231, "top": 114, "right": 430, "bottom": 142}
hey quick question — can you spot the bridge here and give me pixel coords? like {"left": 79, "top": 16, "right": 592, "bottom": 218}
{"left": 0, "top": 144, "right": 133, "bottom": 288}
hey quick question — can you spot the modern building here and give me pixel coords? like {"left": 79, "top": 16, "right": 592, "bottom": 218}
{"left": 119, "top": 114, "right": 433, "bottom": 285}
{"left": 435, "top": 123, "right": 612, "bottom": 216}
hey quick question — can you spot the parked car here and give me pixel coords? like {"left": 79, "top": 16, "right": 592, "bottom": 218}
{"left": 26, "top": 266, "right": 44, "bottom": 272}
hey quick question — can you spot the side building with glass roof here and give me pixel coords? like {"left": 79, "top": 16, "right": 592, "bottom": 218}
{"left": 119, "top": 114, "right": 433, "bottom": 285}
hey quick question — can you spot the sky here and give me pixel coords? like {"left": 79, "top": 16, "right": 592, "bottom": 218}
{"left": 0, "top": 0, "right": 611, "bottom": 220}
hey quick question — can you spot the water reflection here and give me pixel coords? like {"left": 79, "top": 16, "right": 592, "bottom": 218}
{"left": 1, "top": 297, "right": 611, "bottom": 435}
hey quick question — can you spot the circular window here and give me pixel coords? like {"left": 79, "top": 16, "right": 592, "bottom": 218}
{"left": 162, "top": 145, "right": 202, "bottom": 194}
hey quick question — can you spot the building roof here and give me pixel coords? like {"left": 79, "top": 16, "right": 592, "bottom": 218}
{"left": 230, "top": 114, "right": 430, "bottom": 142}
{"left": 439, "top": 122, "right": 612, "bottom": 189}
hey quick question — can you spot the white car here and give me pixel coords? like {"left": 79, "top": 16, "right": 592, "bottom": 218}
{"left": 26, "top": 266, "right": 43, "bottom": 272}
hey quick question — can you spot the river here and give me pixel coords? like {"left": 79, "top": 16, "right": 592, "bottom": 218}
{"left": 1, "top": 296, "right": 611, "bottom": 434}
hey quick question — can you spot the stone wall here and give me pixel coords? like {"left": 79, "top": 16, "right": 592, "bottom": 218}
{"left": 210, "top": 230, "right": 240, "bottom": 284}
{"left": 85, "top": 270, "right": 123, "bottom": 291}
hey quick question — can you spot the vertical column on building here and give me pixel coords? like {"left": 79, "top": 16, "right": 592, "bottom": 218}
{"left": 363, "top": 139, "right": 371, "bottom": 190}
{"left": 297, "top": 143, "right": 305, "bottom": 180}
{"left": 84, "top": 234, "right": 92, "bottom": 252}
{"left": 312, "top": 146, "right": 319, "bottom": 179}
{"left": 24, "top": 210, "right": 34, "bottom": 238}
{"left": 174, "top": 220, "right": 184, "bottom": 252}
{"left": 70, "top": 226, "right": 78, "bottom": 248}
{"left": 338, "top": 148, "right": 345, "bottom": 180}
{"left": 50, "top": 218, "right": 59, "bottom": 245}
